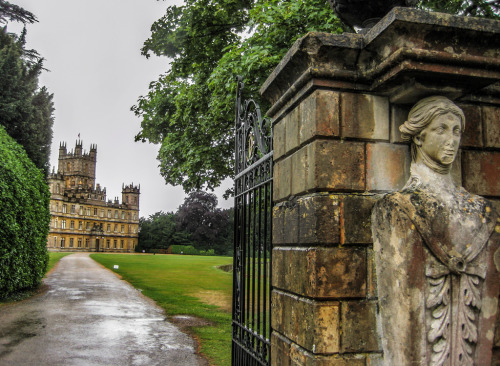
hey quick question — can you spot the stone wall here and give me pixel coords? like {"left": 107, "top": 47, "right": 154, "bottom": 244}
{"left": 262, "top": 7, "right": 500, "bottom": 365}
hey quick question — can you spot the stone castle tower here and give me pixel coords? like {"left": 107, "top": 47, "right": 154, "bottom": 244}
{"left": 47, "top": 141, "right": 140, "bottom": 252}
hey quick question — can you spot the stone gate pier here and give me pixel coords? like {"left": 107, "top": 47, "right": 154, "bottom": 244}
{"left": 262, "top": 7, "right": 500, "bottom": 365}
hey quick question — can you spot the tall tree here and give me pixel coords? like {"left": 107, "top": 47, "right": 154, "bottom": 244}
{"left": 0, "top": 26, "right": 54, "bottom": 173}
{"left": 133, "top": 0, "right": 499, "bottom": 195}
{"left": 177, "top": 191, "right": 232, "bottom": 254}
{"left": 0, "top": 0, "right": 37, "bottom": 25}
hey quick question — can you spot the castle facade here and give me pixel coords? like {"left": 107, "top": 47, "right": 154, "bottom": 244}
{"left": 47, "top": 141, "right": 140, "bottom": 252}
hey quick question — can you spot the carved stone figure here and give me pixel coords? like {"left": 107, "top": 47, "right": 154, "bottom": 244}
{"left": 371, "top": 96, "right": 500, "bottom": 365}
{"left": 327, "top": 0, "right": 417, "bottom": 29}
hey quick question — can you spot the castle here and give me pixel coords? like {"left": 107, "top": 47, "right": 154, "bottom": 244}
{"left": 46, "top": 141, "right": 140, "bottom": 252}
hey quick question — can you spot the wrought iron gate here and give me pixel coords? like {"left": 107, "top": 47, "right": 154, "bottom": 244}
{"left": 232, "top": 77, "right": 273, "bottom": 365}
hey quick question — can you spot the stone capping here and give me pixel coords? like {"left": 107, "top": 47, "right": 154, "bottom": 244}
{"left": 260, "top": 7, "right": 500, "bottom": 116}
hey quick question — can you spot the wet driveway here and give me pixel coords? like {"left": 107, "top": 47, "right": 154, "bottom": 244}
{"left": 0, "top": 253, "right": 203, "bottom": 365}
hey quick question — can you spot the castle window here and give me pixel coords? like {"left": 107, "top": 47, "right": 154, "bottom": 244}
{"left": 54, "top": 219, "right": 58, "bottom": 228}
{"left": 85, "top": 239, "right": 89, "bottom": 248}
{"left": 60, "top": 238, "right": 65, "bottom": 248}
{"left": 79, "top": 207, "right": 83, "bottom": 215}
{"left": 62, "top": 205, "right": 67, "bottom": 213}
{"left": 70, "top": 221, "right": 75, "bottom": 229}
{"left": 121, "top": 225, "right": 124, "bottom": 233}
{"left": 106, "top": 240, "right": 110, "bottom": 249}
{"left": 133, "top": 226, "right": 137, "bottom": 233}
{"left": 56, "top": 203, "right": 59, "bottom": 212}
{"left": 69, "top": 238, "right": 74, "bottom": 248}
{"left": 87, "top": 208, "right": 91, "bottom": 216}
{"left": 66, "top": 163, "right": 70, "bottom": 171}
{"left": 107, "top": 210, "right": 111, "bottom": 218}
{"left": 133, "top": 213, "right": 137, "bottom": 220}
{"left": 79, "top": 221, "right": 83, "bottom": 230}
{"left": 121, "top": 211, "right": 125, "bottom": 219}
{"left": 53, "top": 237, "right": 57, "bottom": 248}
{"left": 94, "top": 208, "right": 97, "bottom": 216}
{"left": 62, "top": 220, "right": 66, "bottom": 229}
{"left": 107, "top": 224, "right": 110, "bottom": 232}
{"left": 86, "top": 222, "right": 90, "bottom": 230}
{"left": 120, "top": 240, "right": 124, "bottom": 249}
{"left": 71, "top": 205, "right": 76, "bottom": 214}
{"left": 114, "top": 224, "right": 118, "bottom": 232}
{"left": 100, "top": 209, "right": 104, "bottom": 218}
{"left": 56, "top": 184, "right": 60, "bottom": 193}
{"left": 114, "top": 210, "right": 118, "bottom": 219}
{"left": 126, "top": 196, "right": 129, "bottom": 203}
{"left": 113, "top": 240, "right": 117, "bottom": 249}
{"left": 71, "top": 180, "right": 75, "bottom": 186}
{"left": 77, "top": 238, "right": 82, "bottom": 248}
{"left": 133, "top": 197, "right": 137, "bottom": 204}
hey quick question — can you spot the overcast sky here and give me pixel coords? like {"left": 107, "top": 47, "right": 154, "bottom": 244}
{"left": 7, "top": 0, "right": 233, "bottom": 218}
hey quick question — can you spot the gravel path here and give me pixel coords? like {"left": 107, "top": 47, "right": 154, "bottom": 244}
{"left": 0, "top": 253, "right": 204, "bottom": 366}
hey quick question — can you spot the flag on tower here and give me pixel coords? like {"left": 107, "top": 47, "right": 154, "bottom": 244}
{"left": 78, "top": 133, "right": 80, "bottom": 139}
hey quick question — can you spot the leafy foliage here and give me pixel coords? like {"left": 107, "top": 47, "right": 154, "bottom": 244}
{"left": 133, "top": 0, "right": 343, "bottom": 193}
{"left": 0, "top": 0, "right": 37, "bottom": 25}
{"left": 137, "top": 192, "right": 233, "bottom": 255}
{"left": 134, "top": 0, "right": 499, "bottom": 194}
{"left": 177, "top": 191, "right": 233, "bottom": 254}
{"left": 0, "top": 125, "right": 50, "bottom": 299}
{"left": 0, "top": 26, "right": 54, "bottom": 174}
{"left": 137, "top": 211, "right": 193, "bottom": 252}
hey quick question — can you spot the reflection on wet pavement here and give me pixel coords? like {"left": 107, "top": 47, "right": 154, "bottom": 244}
{"left": 0, "top": 253, "right": 202, "bottom": 365}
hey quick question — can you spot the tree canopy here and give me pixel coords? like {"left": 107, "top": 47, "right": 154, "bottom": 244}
{"left": 0, "top": 26, "right": 54, "bottom": 174}
{"left": 133, "top": 0, "right": 500, "bottom": 194}
{"left": 138, "top": 192, "right": 233, "bottom": 255}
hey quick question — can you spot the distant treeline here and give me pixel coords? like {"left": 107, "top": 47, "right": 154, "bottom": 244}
{"left": 137, "top": 191, "right": 233, "bottom": 256}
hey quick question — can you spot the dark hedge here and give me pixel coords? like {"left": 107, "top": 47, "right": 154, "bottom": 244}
{"left": 0, "top": 125, "right": 50, "bottom": 298}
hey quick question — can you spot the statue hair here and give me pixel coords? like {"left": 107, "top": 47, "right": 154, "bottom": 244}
{"left": 399, "top": 96, "right": 465, "bottom": 162}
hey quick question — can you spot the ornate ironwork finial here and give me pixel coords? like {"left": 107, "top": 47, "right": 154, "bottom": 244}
{"left": 328, "top": 0, "right": 417, "bottom": 30}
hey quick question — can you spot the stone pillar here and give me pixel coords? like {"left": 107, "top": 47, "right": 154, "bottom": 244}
{"left": 261, "top": 8, "right": 500, "bottom": 365}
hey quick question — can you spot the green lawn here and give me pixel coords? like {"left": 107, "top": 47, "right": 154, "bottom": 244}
{"left": 90, "top": 254, "right": 233, "bottom": 366}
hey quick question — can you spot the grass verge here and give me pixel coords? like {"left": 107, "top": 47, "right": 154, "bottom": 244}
{"left": 90, "top": 253, "right": 233, "bottom": 366}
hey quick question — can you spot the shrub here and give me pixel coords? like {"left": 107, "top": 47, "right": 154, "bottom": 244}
{"left": 169, "top": 245, "right": 199, "bottom": 255}
{"left": 0, "top": 126, "right": 50, "bottom": 298}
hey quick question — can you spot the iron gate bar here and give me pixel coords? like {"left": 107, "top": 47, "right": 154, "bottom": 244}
{"left": 232, "top": 76, "right": 272, "bottom": 366}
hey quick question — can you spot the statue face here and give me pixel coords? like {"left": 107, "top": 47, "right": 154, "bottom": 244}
{"left": 414, "top": 113, "right": 461, "bottom": 166}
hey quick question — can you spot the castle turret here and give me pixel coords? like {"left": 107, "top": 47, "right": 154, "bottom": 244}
{"left": 122, "top": 183, "right": 140, "bottom": 210}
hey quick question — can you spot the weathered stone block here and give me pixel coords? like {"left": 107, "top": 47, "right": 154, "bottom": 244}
{"left": 306, "top": 140, "right": 366, "bottom": 192}
{"left": 289, "top": 344, "right": 366, "bottom": 366}
{"left": 459, "top": 104, "right": 483, "bottom": 148}
{"left": 272, "top": 332, "right": 292, "bottom": 366}
{"left": 286, "top": 106, "right": 300, "bottom": 154}
{"left": 273, "top": 204, "right": 286, "bottom": 246}
{"left": 273, "top": 118, "right": 287, "bottom": 160}
{"left": 366, "top": 142, "right": 410, "bottom": 191}
{"left": 341, "top": 194, "right": 378, "bottom": 244}
{"left": 274, "top": 156, "right": 292, "bottom": 201}
{"left": 284, "top": 202, "right": 299, "bottom": 245}
{"left": 341, "top": 93, "right": 389, "bottom": 141}
{"left": 366, "top": 247, "right": 378, "bottom": 299}
{"left": 300, "top": 90, "right": 340, "bottom": 144}
{"left": 341, "top": 301, "right": 381, "bottom": 353}
{"left": 291, "top": 147, "right": 308, "bottom": 196}
{"left": 390, "top": 104, "right": 410, "bottom": 143}
{"left": 272, "top": 290, "right": 340, "bottom": 354}
{"left": 298, "top": 195, "right": 340, "bottom": 245}
{"left": 483, "top": 105, "right": 500, "bottom": 148}
{"left": 462, "top": 150, "right": 500, "bottom": 197}
{"left": 272, "top": 247, "right": 367, "bottom": 298}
